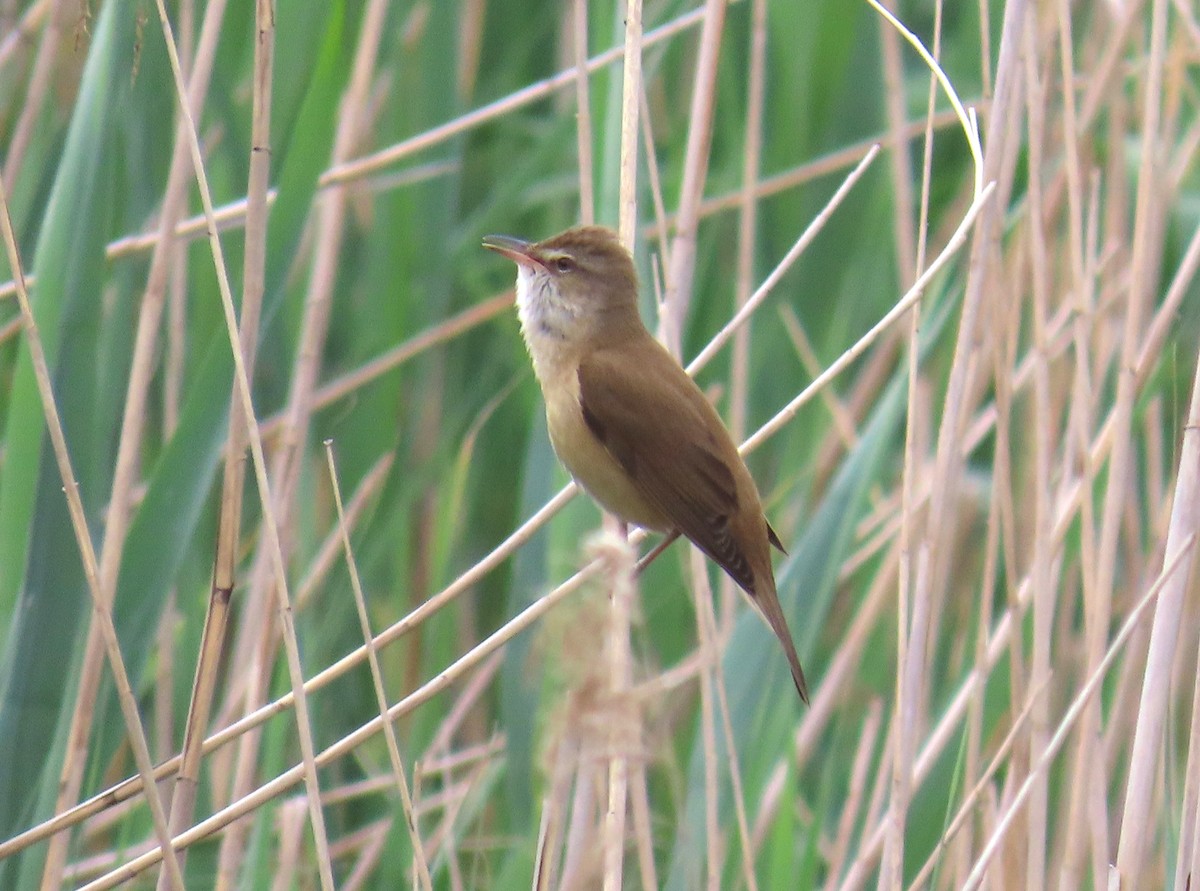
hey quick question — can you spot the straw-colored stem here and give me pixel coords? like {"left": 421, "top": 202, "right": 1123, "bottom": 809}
{"left": 325, "top": 444, "right": 433, "bottom": 890}
{"left": 150, "top": 1, "right": 335, "bottom": 887}
{"left": 573, "top": 0, "right": 595, "bottom": 224}
{"left": 41, "top": 1, "right": 230, "bottom": 881}
{"left": 159, "top": 0, "right": 274, "bottom": 881}
{"left": 0, "top": 162, "right": 187, "bottom": 891}
{"left": 661, "top": 0, "right": 726, "bottom": 357}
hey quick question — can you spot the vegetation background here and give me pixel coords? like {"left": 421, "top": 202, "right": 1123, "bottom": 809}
{"left": 0, "top": 0, "right": 1197, "bottom": 888}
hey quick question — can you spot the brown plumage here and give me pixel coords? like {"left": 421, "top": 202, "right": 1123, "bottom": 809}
{"left": 483, "top": 225, "right": 808, "bottom": 703}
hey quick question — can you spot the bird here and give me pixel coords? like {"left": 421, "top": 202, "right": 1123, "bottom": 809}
{"left": 483, "top": 225, "right": 808, "bottom": 703}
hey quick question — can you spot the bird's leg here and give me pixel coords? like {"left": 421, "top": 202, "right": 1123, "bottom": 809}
{"left": 634, "top": 530, "right": 681, "bottom": 577}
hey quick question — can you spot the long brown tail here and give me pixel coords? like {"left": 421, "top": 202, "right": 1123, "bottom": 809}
{"left": 753, "top": 577, "right": 809, "bottom": 704}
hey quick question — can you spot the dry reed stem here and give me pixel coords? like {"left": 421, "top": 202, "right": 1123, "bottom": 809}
{"left": 898, "top": 1, "right": 945, "bottom": 881}
{"left": 878, "top": 2, "right": 921, "bottom": 880}
{"left": 98, "top": 160, "right": 452, "bottom": 261}
{"left": 29, "top": 112, "right": 957, "bottom": 305}
{"left": 16, "top": 5, "right": 1190, "bottom": 888}
{"left": 258, "top": 292, "right": 513, "bottom": 439}
{"left": 616, "top": 0, "right": 642, "bottom": 249}
{"left": 164, "top": 227, "right": 187, "bottom": 435}
{"left": 691, "top": 548, "right": 722, "bottom": 891}
{"left": 865, "top": 0, "right": 984, "bottom": 193}
{"left": 0, "top": 314, "right": 19, "bottom": 343}
{"left": 0, "top": 8, "right": 714, "bottom": 301}
{"left": 779, "top": 307, "right": 859, "bottom": 449}
{"left": 731, "top": 0, "right": 767, "bottom": 448}
{"left": 837, "top": 483, "right": 1088, "bottom": 888}
{"left": 794, "top": 544, "right": 900, "bottom": 772}
{"left": 628, "top": 757, "right": 659, "bottom": 891}
{"left": 331, "top": 821, "right": 388, "bottom": 891}
{"left": 639, "top": 86, "right": 670, "bottom": 260}
{"left": 153, "top": 592, "right": 179, "bottom": 763}
{"left": 823, "top": 700, "right": 883, "bottom": 890}
{"left": 595, "top": 3, "right": 644, "bottom": 885}
{"left": 965, "top": 537, "right": 1198, "bottom": 891}
{"left": 841, "top": 316, "right": 1185, "bottom": 886}
{"left": 573, "top": 0, "right": 595, "bottom": 224}
{"left": 660, "top": 0, "right": 726, "bottom": 356}
{"left": 324, "top": 443, "right": 433, "bottom": 890}
{"left": 42, "top": 0, "right": 231, "bottom": 882}
{"left": 859, "top": 724, "right": 895, "bottom": 889}
{"left": 2, "top": 0, "right": 62, "bottom": 186}
{"left": 2, "top": 148, "right": 960, "bottom": 865}
{"left": 217, "top": 0, "right": 390, "bottom": 879}
{"left": 744, "top": 742, "right": 792, "bottom": 851}
{"left": 743, "top": 182, "right": 995, "bottom": 457}
{"left": 914, "top": 1, "right": 943, "bottom": 278}
{"left": 0, "top": 0, "right": 49, "bottom": 70}
{"left": 920, "top": 0, "right": 1023, "bottom": 659}
{"left": 1114, "top": 0, "right": 1176, "bottom": 878}
{"left": 60, "top": 213, "right": 938, "bottom": 882}
{"left": 907, "top": 686, "right": 1042, "bottom": 891}
{"left": 1180, "top": 666, "right": 1200, "bottom": 888}
{"left": 878, "top": 0, "right": 917, "bottom": 287}
{"left": 559, "top": 750, "right": 598, "bottom": 888}
{"left": 272, "top": 799, "right": 305, "bottom": 890}
{"left": 961, "top": 442, "right": 1000, "bottom": 890}
{"left": 9, "top": 40, "right": 1008, "bottom": 878}
{"left": 0, "top": 110, "right": 959, "bottom": 307}
{"left": 77, "top": 560, "right": 599, "bottom": 888}
{"left": 418, "top": 756, "right": 494, "bottom": 883}
{"left": 686, "top": 108, "right": 966, "bottom": 228}
{"left": 1022, "top": 17, "right": 1055, "bottom": 885}
{"left": 687, "top": 145, "right": 881, "bottom": 376}
{"left": 63, "top": 842, "right": 162, "bottom": 886}
{"left": 0, "top": 166, "right": 187, "bottom": 890}
{"left": 599, "top": 527, "right": 638, "bottom": 891}
{"left": 887, "top": 0, "right": 943, "bottom": 871}
{"left": 1071, "top": 172, "right": 1107, "bottom": 891}
{"left": 293, "top": 453, "right": 395, "bottom": 612}
{"left": 532, "top": 658, "right": 578, "bottom": 888}
{"left": 327, "top": 5, "right": 704, "bottom": 191}
{"left": 1056, "top": 1, "right": 1107, "bottom": 882}
{"left": 703, "top": 569, "right": 761, "bottom": 891}
{"left": 150, "top": 2, "right": 335, "bottom": 887}
{"left": 424, "top": 663, "right": 505, "bottom": 761}
{"left": 161, "top": 1, "right": 272, "bottom": 880}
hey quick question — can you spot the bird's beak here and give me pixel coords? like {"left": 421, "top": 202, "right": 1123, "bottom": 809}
{"left": 482, "top": 234, "right": 547, "bottom": 271}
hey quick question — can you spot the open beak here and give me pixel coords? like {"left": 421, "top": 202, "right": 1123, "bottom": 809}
{"left": 482, "top": 234, "right": 547, "bottom": 271}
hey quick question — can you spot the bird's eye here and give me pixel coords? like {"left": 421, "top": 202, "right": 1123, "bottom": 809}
{"left": 553, "top": 256, "right": 576, "bottom": 274}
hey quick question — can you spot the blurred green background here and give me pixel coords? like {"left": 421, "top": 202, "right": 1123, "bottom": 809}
{"left": 0, "top": 0, "right": 1194, "bottom": 888}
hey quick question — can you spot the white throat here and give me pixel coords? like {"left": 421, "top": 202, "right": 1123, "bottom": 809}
{"left": 514, "top": 266, "right": 579, "bottom": 381}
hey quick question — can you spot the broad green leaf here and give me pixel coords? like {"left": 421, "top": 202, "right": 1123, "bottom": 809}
{"left": 95, "top": 0, "right": 351, "bottom": 771}
{"left": 0, "top": 2, "right": 135, "bottom": 880}
{"left": 665, "top": 375, "right": 906, "bottom": 891}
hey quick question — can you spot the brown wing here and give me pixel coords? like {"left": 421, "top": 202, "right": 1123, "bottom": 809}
{"left": 578, "top": 342, "right": 759, "bottom": 594}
